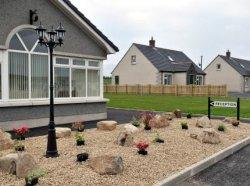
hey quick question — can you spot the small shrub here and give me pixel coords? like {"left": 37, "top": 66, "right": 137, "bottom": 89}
{"left": 14, "top": 141, "right": 25, "bottom": 152}
{"left": 153, "top": 133, "right": 164, "bottom": 143}
{"left": 75, "top": 133, "right": 85, "bottom": 146}
{"left": 77, "top": 153, "right": 89, "bottom": 162}
{"left": 135, "top": 141, "right": 149, "bottom": 151}
{"left": 25, "top": 168, "right": 46, "bottom": 185}
{"left": 13, "top": 125, "right": 29, "bottom": 140}
{"left": 140, "top": 112, "right": 154, "bottom": 130}
{"left": 181, "top": 122, "right": 188, "bottom": 130}
{"left": 218, "top": 124, "right": 226, "bottom": 132}
{"left": 131, "top": 116, "right": 140, "bottom": 127}
{"left": 72, "top": 121, "right": 84, "bottom": 132}
{"left": 186, "top": 113, "right": 192, "bottom": 119}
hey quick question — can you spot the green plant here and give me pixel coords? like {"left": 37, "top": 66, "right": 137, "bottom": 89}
{"left": 187, "top": 113, "right": 192, "bottom": 119}
{"left": 181, "top": 122, "right": 188, "bottom": 130}
{"left": 26, "top": 168, "right": 46, "bottom": 184}
{"left": 14, "top": 141, "right": 25, "bottom": 151}
{"left": 131, "top": 116, "right": 140, "bottom": 127}
{"left": 218, "top": 124, "right": 226, "bottom": 132}
{"left": 153, "top": 133, "right": 164, "bottom": 143}
{"left": 75, "top": 133, "right": 85, "bottom": 142}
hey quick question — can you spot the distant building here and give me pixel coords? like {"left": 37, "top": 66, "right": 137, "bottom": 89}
{"left": 205, "top": 51, "right": 250, "bottom": 93}
{"left": 111, "top": 38, "right": 205, "bottom": 85}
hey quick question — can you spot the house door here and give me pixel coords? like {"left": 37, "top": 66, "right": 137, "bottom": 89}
{"left": 115, "top": 76, "right": 119, "bottom": 85}
{"left": 188, "top": 74, "right": 195, "bottom": 84}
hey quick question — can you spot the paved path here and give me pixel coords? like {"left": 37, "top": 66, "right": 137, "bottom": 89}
{"left": 229, "top": 92, "right": 250, "bottom": 99}
{"left": 179, "top": 145, "right": 250, "bottom": 186}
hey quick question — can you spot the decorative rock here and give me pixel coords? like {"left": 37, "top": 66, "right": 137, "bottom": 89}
{"left": 88, "top": 155, "right": 124, "bottom": 175}
{"left": 97, "top": 121, "right": 117, "bottom": 131}
{"left": 117, "top": 132, "right": 134, "bottom": 147}
{"left": 124, "top": 123, "right": 139, "bottom": 134}
{"left": 196, "top": 116, "right": 212, "bottom": 128}
{"left": 56, "top": 128, "right": 71, "bottom": 139}
{"left": 149, "top": 114, "right": 170, "bottom": 128}
{"left": 0, "top": 153, "right": 36, "bottom": 178}
{"left": 224, "top": 117, "right": 240, "bottom": 127}
{"left": 190, "top": 133, "right": 198, "bottom": 139}
{"left": 0, "top": 129, "right": 14, "bottom": 151}
{"left": 173, "top": 109, "right": 182, "bottom": 118}
{"left": 198, "top": 129, "right": 221, "bottom": 144}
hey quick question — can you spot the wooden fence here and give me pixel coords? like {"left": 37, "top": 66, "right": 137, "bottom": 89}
{"left": 104, "top": 84, "right": 228, "bottom": 97}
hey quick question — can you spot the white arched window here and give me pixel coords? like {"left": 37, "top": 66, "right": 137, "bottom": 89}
{"left": 8, "top": 29, "right": 49, "bottom": 99}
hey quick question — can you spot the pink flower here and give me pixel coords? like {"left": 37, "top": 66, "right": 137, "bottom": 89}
{"left": 135, "top": 141, "right": 149, "bottom": 151}
{"left": 13, "top": 125, "right": 29, "bottom": 136}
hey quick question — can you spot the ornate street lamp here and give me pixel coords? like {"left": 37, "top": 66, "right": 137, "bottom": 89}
{"left": 35, "top": 22, "right": 66, "bottom": 158}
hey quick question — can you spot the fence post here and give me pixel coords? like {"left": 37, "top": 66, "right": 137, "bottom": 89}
{"left": 162, "top": 85, "right": 164, "bottom": 94}
{"left": 175, "top": 85, "right": 178, "bottom": 96}
{"left": 126, "top": 84, "right": 128, "bottom": 94}
{"left": 149, "top": 84, "right": 151, "bottom": 94}
{"left": 137, "top": 84, "right": 140, "bottom": 95}
{"left": 208, "top": 85, "right": 211, "bottom": 96}
{"left": 191, "top": 84, "right": 194, "bottom": 96}
{"left": 115, "top": 85, "right": 118, "bottom": 94}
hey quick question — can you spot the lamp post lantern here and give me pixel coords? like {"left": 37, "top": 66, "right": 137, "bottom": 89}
{"left": 35, "top": 22, "right": 66, "bottom": 158}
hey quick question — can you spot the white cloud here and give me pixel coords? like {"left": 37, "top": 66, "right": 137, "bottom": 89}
{"left": 70, "top": 0, "right": 250, "bottom": 75}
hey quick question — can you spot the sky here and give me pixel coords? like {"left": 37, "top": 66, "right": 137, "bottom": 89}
{"left": 70, "top": 0, "right": 250, "bottom": 76}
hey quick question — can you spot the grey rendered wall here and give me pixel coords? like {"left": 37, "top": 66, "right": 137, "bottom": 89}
{"left": 0, "top": 0, "right": 106, "bottom": 57}
{"left": 0, "top": 102, "right": 107, "bottom": 130}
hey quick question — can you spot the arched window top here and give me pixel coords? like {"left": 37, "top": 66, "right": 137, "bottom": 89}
{"left": 9, "top": 29, "right": 48, "bottom": 53}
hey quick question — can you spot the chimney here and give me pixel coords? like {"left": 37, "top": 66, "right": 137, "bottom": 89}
{"left": 149, "top": 37, "right": 155, "bottom": 47}
{"left": 226, "top": 50, "right": 231, "bottom": 59}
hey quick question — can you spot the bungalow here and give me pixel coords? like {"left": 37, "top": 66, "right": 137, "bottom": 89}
{"left": 111, "top": 38, "right": 205, "bottom": 85}
{"left": 204, "top": 51, "right": 250, "bottom": 93}
{"left": 0, "top": 0, "right": 118, "bottom": 130}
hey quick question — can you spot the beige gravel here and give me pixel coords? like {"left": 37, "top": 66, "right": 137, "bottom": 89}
{"left": 0, "top": 118, "right": 250, "bottom": 186}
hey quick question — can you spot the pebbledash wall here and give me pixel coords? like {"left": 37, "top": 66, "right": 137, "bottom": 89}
{"left": 0, "top": 0, "right": 117, "bottom": 131}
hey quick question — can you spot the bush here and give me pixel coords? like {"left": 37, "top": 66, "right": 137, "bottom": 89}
{"left": 25, "top": 168, "right": 46, "bottom": 185}
{"left": 75, "top": 133, "right": 85, "bottom": 146}
{"left": 186, "top": 113, "right": 192, "bottom": 119}
{"left": 218, "top": 124, "right": 226, "bottom": 132}
{"left": 14, "top": 142, "right": 25, "bottom": 152}
{"left": 181, "top": 122, "right": 188, "bottom": 130}
{"left": 153, "top": 133, "right": 164, "bottom": 143}
{"left": 131, "top": 116, "right": 140, "bottom": 127}
{"left": 140, "top": 112, "right": 154, "bottom": 130}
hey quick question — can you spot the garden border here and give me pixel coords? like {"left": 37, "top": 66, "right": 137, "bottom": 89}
{"left": 154, "top": 136, "right": 250, "bottom": 186}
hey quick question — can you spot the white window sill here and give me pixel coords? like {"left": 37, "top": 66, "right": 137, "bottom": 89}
{"left": 0, "top": 98, "right": 109, "bottom": 108}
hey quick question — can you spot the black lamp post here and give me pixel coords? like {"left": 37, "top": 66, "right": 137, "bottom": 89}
{"left": 35, "top": 22, "right": 66, "bottom": 158}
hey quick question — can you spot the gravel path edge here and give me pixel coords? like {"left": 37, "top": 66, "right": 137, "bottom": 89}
{"left": 154, "top": 136, "right": 250, "bottom": 186}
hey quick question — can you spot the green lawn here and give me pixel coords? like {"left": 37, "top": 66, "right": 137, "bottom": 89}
{"left": 105, "top": 93, "right": 250, "bottom": 118}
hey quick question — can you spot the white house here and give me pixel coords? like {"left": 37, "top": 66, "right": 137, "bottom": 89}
{"left": 0, "top": 0, "right": 118, "bottom": 130}
{"left": 205, "top": 51, "right": 250, "bottom": 93}
{"left": 112, "top": 38, "right": 205, "bottom": 85}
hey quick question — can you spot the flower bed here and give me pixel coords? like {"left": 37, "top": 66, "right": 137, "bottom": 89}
{"left": 0, "top": 118, "right": 250, "bottom": 186}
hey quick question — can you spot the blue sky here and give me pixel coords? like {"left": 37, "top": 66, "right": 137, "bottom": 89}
{"left": 70, "top": 0, "right": 250, "bottom": 76}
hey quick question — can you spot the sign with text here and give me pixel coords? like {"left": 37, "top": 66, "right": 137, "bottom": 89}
{"left": 210, "top": 101, "right": 237, "bottom": 108}
{"left": 208, "top": 97, "right": 240, "bottom": 120}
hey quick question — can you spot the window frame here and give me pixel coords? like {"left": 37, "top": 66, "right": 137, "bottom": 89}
{"left": 196, "top": 75, "right": 203, "bottom": 85}
{"left": 162, "top": 73, "right": 173, "bottom": 85}
{"left": 54, "top": 56, "right": 101, "bottom": 99}
{"left": 131, "top": 55, "right": 136, "bottom": 65}
{"left": 216, "top": 64, "right": 221, "bottom": 71}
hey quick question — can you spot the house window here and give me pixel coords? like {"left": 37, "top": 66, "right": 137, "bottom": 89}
{"left": 8, "top": 29, "right": 48, "bottom": 99}
{"left": 163, "top": 73, "right": 172, "bottom": 85}
{"left": 196, "top": 75, "right": 203, "bottom": 85}
{"left": 216, "top": 64, "right": 221, "bottom": 71}
{"left": 245, "top": 77, "right": 250, "bottom": 88}
{"left": 54, "top": 57, "right": 101, "bottom": 98}
{"left": 115, "top": 76, "right": 119, "bottom": 85}
{"left": 131, "top": 55, "right": 136, "bottom": 65}
{"left": 0, "top": 63, "right": 1, "bottom": 99}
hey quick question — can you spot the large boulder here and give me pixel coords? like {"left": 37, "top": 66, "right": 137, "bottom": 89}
{"left": 224, "top": 117, "right": 240, "bottom": 126}
{"left": 198, "top": 129, "right": 221, "bottom": 144}
{"left": 124, "top": 123, "right": 139, "bottom": 134}
{"left": 196, "top": 116, "right": 212, "bottom": 128}
{"left": 88, "top": 155, "right": 124, "bottom": 175}
{"left": 56, "top": 127, "right": 71, "bottom": 139}
{"left": 0, "top": 153, "right": 37, "bottom": 178}
{"left": 173, "top": 109, "right": 182, "bottom": 118}
{"left": 116, "top": 132, "right": 134, "bottom": 147}
{"left": 149, "top": 114, "right": 170, "bottom": 128}
{"left": 97, "top": 121, "right": 117, "bottom": 131}
{"left": 0, "top": 129, "right": 14, "bottom": 151}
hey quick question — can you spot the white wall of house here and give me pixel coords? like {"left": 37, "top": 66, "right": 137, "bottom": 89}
{"left": 173, "top": 73, "right": 187, "bottom": 85}
{"left": 112, "top": 44, "right": 158, "bottom": 85}
{"left": 204, "top": 56, "right": 244, "bottom": 92}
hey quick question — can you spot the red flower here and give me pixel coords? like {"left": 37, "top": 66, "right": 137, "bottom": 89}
{"left": 135, "top": 141, "right": 149, "bottom": 151}
{"left": 13, "top": 125, "right": 29, "bottom": 136}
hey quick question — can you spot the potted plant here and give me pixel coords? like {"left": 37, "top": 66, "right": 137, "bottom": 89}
{"left": 141, "top": 112, "right": 154, "bottom": 130}
{"left": 181, "top": 122, "right": 188, "bottom": 130}
{"left": 72, "top": 121, "right": 85, "bottom": 132}
{"left": 136, "top": 141, "right": 149, "bottom": 155}
{"left": 14, "top": 141, "right": 25, "bottom": 152}
{"left": 77, "top": 153, "right": 89, "bottom": 162}
{"left": 75, "top": 133, "right": 85, "bottom": 146}
{"left": 131, "top": 116, "right": 140, "bottom": 127}
{"left": 25, "top": 168, "right": 46, "bottom": 186}
{"left": 218, "top": 124, "right": 226, "bottom": 132}
{"left": 186, "top": 113, "right": 192, "bottom": 119}
{"left": 13, "top": 125, "right": 29, "bottom": 140}
{"left": 153, "top": 133, "right": 164, "bottom": 143}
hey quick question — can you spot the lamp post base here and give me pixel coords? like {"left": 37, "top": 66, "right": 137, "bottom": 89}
{"left": 46, "top": 124, "right": 59, "bottom": 158}
{"left": 46, "top": 151, "right": 59, "bottom": 158}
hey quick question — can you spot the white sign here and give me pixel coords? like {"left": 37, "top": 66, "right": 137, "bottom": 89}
{"left": 210, "top": 101, "right": 237, "bottom": 108}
